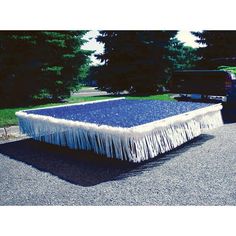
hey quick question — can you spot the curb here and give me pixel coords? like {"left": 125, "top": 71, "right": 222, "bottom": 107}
{"left": 0, "top": 125, "right": 27, "bottom": 140}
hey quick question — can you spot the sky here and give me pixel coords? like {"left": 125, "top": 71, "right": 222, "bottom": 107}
{"left": 82, "top": 31, "right": 200, "bottom": 65}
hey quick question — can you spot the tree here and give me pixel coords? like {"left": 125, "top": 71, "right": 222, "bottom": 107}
{"left": 0, "top": 31, "right": 91, "bottom": 107}
{"left": 94, "top": 31, "right": 177, "bottom": 95}
{"left": 192, "top": 31, "right": 236, "bottom": 68}
{"left": 166, "top": 37, "right": 200, "bottom": 71}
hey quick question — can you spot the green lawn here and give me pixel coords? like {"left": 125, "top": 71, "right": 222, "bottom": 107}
{"left": 0, "top": 94, "right": 174, "bottom": 128}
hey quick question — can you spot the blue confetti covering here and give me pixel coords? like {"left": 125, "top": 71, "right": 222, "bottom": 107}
{"left": 25, "top": 99, "right": 212, "bottom": 128}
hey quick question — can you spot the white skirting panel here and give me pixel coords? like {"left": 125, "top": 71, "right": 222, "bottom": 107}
{"left": 16, "top": 100, "right": 223, "bottom": 163}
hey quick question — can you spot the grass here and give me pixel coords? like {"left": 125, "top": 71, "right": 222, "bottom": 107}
{"left": 0, "top": 94, "right": 174, "bottom": 128}
{"left": 127, "top": 94, "right": 174, "bottom": 101}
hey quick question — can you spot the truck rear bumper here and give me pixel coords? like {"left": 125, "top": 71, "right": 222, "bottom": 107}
{"left": 180, "top": 94, "right": 227, "bottom": 102}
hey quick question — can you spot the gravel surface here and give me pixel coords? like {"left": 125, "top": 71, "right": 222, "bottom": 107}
{"left": 0, "top": 120, "right": 236, "bottom": 205}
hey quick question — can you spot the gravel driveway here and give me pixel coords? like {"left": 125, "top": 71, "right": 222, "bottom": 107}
{"left": 0, "top": 108, "right": 236, "bottom": 205}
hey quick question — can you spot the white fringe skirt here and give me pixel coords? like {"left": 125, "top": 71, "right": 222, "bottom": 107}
{"left": 16, "top": 98, "right": 223, "bottom": 163}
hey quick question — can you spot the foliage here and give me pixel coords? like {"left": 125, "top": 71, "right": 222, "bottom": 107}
{"left": 166, "top": 37, "right": 200, "bottom": 71}
{"left": 94, "top": 31, "right": 177, "bottom": 95}
{"left": 0, "top": 31, "right": 91, "bottom": 107}
{"left": 192, "top": 31, "right": 236, "bottom": 69}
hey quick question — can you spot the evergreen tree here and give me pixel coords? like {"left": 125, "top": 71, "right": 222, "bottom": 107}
{"left": 167, "top": 37, "right": 200, "bottom": 71}
{"left": 192, "top": 31, "right": 236, "bottom": 68}
{"left": 0, "top": 31, "right": 90, "bottom": 107}
{"left": 94, "top": 31, "right": 177, "bottom": 94}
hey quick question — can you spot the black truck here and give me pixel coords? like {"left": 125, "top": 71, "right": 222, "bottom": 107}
{"left": 169, "top": 70, "right": 236, "bottom": 103}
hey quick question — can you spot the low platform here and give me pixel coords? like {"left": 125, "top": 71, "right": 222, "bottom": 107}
{"left": 16, "top": 98, "right": 223, "bottom": 162}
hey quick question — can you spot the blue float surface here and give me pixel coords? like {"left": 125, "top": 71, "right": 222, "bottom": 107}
{"left": 25, "top": 99, "right": 212, "bottom": 128}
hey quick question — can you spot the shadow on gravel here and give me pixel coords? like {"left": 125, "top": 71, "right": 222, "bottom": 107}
{"left": 0, "top": 134, "right": 214, "bottom": 187}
